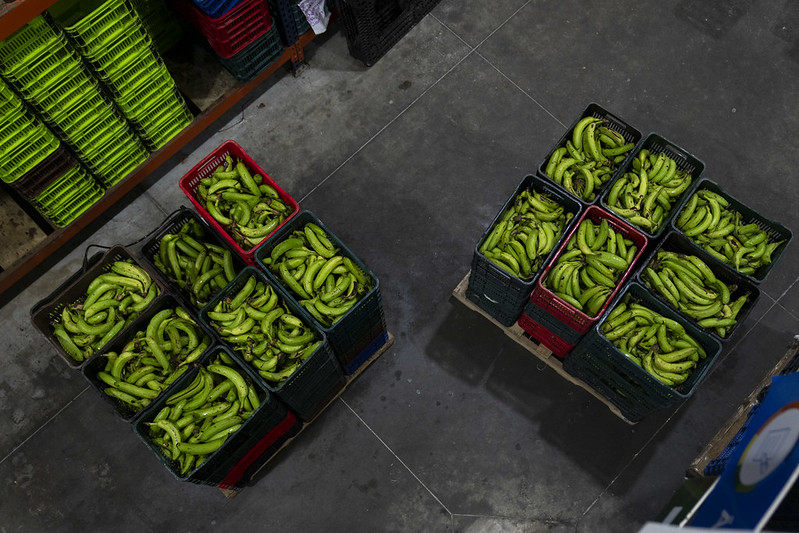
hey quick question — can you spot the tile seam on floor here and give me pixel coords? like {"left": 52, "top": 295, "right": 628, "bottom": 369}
{"left": 0, "top": 386, "right": 90, "bottom": 467}
{"left": 298, "top": 4, "right": 531, "bottom": 204}
{"left": 430, "top": 1, "right": 567, "bottom": 129}
{"left": 578, "top": 410, "right": 681, "bottom": 520}
{"left": 298, "top": 47, "right": 477, "bottom": 203}
{"left": 339, "top": 397, "right": 453, "bottom": 516}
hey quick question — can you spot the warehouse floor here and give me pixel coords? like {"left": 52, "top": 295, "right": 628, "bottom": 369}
{"left": 4, "top": 0, "right": 799, "bottom": 531}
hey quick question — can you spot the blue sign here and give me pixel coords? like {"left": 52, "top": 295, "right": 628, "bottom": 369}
{"left": 690, "top": 372, "right": 799, "bottom": 529}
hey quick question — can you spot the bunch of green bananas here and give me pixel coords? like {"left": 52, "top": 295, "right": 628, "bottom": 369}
{"left": 96, "top": 306, "right": 212, "bottom": 413}
{"left": 543, "top": 116, "right": 635, "bottom": 202}
{"left": 543, "top": 217, "right": 639, "bottom": 316}
{"left": 144, "top": 351, "right": 263, "bottom": 476}
{"left": 478, "top": 188, "right": 574, "bottom": 280}
{"left": 641, "top": 250, "right": 749, "bottom": 338}
{"left": 601, "top": 296, "right": 708, "bottom": 387}
{"left": 196, "top": 155, "right": 292, "bottom": 249}
{"left": 153, "top": 218, "right": 239, "bottom": 308}
{"left": 206, "top": 274, "right": 322, "bottom": 384}
{"left": 674, "top": 189, "right": 785, "bottom": 276}
{"left": 52, "top": 260, "right": 161, "bottom": 363}
{"left": 605, "top": 149, "right": 693, "bottom": 233}
{"left": 260, "top": 222, "right": 372, "bottom": 328}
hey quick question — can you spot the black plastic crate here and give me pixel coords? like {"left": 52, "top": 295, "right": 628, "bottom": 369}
{"left": 599, "top": 133, "right": 705, "bottom": 241}
{"left": 140, "top": 206, "right": 246, "bottom": 310}
{"left": 336, "top": 0, "right": 442, "bottom": 67}
{"left": 81, "top": 292, "right": 215, "bottom": 422}
{"left": 254, "top": 210, "right": 386, "bottom": 369}
{"left": 133, "top": 344, "right": 290, "bottom": 486}
{"left": 30, "top": 245, "right": 163, "bottom": 369}
{"left": 563, "top": 281, "right": 723, "bottom": 422}
{"left": 468, "top": 173, "right": 583, "bottom": 327}
{"left": 670, "top": 177, "right": 793, "bottom": 284}
{"left": 634, "top": 230, "right": 760, "bottom": 343}
{"left": 199, "top": 266, "right": 344, "bottom": 421}
{"left": 537, "top": 103, "right": 643, "bottom": 206}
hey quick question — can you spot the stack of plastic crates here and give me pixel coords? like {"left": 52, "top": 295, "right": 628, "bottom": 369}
{"left": 129, "top": 0, "right": 185, "bottom": 54}
{"left": 0, "top": 77, "right": 104, "bottom": 227}
{"left": 0, "top": 15, "right": 148, "bottom": 189}
{"left": 174, "top": 0, "right": 283, "bottom": 81}
{"left": 48, "top": 0, "right": 193, "bottom": 152}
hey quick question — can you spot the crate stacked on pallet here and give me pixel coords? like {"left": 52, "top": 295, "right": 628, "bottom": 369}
{"left": 0, "top": 14, "right": 149, "bottom": 189}
{"left": 129, "top": 0, "right": 185, "bottom": 54}
{"left": 0, "top": 47, "right": 106, "bottom": 227}
{"left": 467, "top": 174, "right": 582, "bottom": 328}
{"left": 336, "top": 0, "right": 443, "bottom": 67}
{"left": 173, "top": 0, "right": 283, "bottom": 81}
{"left": 562, "top": 281, "right": 723, "bottom": 422}
{"left": 48, "top": 0, "right": 193, "bottom": 153}
{"left": 255, "top": 210, "right": 388, "bottom": 377}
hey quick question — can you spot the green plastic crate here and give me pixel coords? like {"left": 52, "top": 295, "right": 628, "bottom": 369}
{"left": 0, "top": 16, "right": 65, "bottom": 72}
{"left": 67, "top": 107, "right": 134, "bottom": 155}
{"left": 93, "top": 142, "right": 149, "bottom": 187}
{"left": 0, "top": 131, "right": 60, "bottom": 183}
{"left": 46, "top": 90, "right": 113, "bottom": 136}
{"left": 38, "top": 179, "right": 97, "bottom": 214}
{"left": 140, "top": 109, "right": 192, "bottom": 150}
{"left": 1, "top": 44, "right": 84, "bottom": 94}
{"left": 30, "top": 69, "right": 102, "bottom": 118}
{"left": 0, "top": 107, "right": 46, "bottom": 155}
{"left": 33, "top": 164, "right": 96, "bottom": 209}
{"left": 113, "top": 67, "right": 176, "bottom": 115}
{"left": 103, "top": 48, "right": 165, "bottom": 97}
{"left": 0, "top": 78, "right": 25, "bottom": 117}
{"left": 48, "top": 0, "right": 142, "bottom": 50}
{"left": 46, "top": 183, "right": 105, "bottom": 227}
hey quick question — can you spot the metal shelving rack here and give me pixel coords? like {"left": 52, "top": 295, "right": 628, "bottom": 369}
{"left": 0, "top": 0, "right": 321, "bottom": 303}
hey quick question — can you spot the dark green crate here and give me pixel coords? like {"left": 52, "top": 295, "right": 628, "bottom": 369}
{"left": 599, "top": 132, "right": 705, "bottom": 241}
{"left": 536, "top": 102, "right": 643, "bottom": 206}
{"left": 139, "top": 206, "right": 247, "bottom": 310}
{"left": 634, "top": 230, "right": 761, "bottom": 344}
{"left": 81, "top": 292, "right": 214, "bottom": 421}
{"left": 670, "top": 177, "right": 793, "bottom": 284}
{"left": 253, "top": 210, "right": 386, "bottom": 368}
{"left": 199, "top": 266, "right": 344, "bottom": 421}
{"left": 133, "top": 344, "right": 290, "bottom": 486}
{"left": 563, "top": 281, "right": 723, "bottom": 422}
{"left": 468, "top": 173, "right": 583, "bottom": 327}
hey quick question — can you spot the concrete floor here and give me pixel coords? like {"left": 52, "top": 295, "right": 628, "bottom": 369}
{"left": 3, "top": 0, "right": 799, "bottom": 531}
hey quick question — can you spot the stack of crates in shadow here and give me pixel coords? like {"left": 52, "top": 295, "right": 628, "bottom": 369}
{"left": 172, "top": 0, "right": 283, "bottom": 81}
{"left": 47, "top": 0, "right": 194, "bottom": 154}
{"left": 129, "top": 0, "right": 186, "bottom": 54}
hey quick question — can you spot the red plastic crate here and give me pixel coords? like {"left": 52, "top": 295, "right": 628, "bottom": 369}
{"left": 174, "top": 0, "right": 273, "bottom": 58}
{"left": 529, "top": 205, "right": 648, "bottom": 334}
{"left": 517, "top": 312, "right": 576, "bottom": 359}
{"left": 178, "top": 140, "right": 299, "bottom": 265}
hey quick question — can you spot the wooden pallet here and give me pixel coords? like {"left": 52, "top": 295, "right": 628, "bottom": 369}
{"left": 451, "top": 271, "right": 634, "bottom": 424}
{"left": 219, "top": 332, "right": 395, "bottom": 497}
{"left": 687, "top": 337, "right": 799, "bottom": 478}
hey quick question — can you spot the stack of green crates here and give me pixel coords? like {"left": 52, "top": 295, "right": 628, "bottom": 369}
{"left": 31, "top": 162, "right": 105, "bottom": 227}
{"left": 49, "top": 0, "right": 193, "bottom": 152}
{"left": 0, "top": 15, "right": 148, "bottom": 188}
{"left": 0, "top": 76, "right": 104, "bottom": 227}
{"left": 0, "top": 35, "right": 62, "bottom": 183}
{"left": 129, "top": 0, "right": 185, "bottom": 54}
